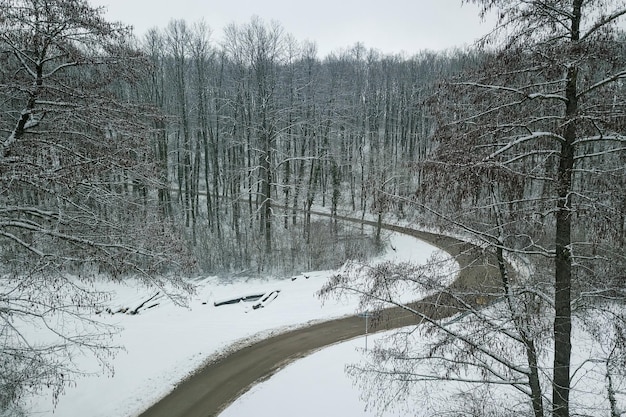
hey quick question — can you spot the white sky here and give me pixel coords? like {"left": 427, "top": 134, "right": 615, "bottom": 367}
{"left": 88, "top": 0, "right": 495, "bottom": 57}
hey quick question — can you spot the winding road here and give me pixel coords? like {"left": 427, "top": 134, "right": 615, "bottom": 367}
{"left": 138, "top": 214, "right": 501, "bottom": 417}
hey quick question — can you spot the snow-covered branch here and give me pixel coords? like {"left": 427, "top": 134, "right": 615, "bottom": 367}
{"left": 573, "top": 147, "right": 626, "bottom": 161}
{"left": 573, "top": 134, "right": 626, "bottom": 145}
{"left": 577, "top": 70, "right": 626, "bottom": 99}
{"left": 0, "top": 230, "right": 46, "bottom": 257}
{"left": 483, "top": 132, "right": 564, "bottom": 162}
{"left": 455, "top": 81, "right": 567, "bottom": 102}
{"left": 580, "top": 7, "right": 626, "bottom": 42}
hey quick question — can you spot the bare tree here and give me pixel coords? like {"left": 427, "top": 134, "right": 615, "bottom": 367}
{"left": 223, "top": 17, "right": 287, "bottom": 256}
{"left": 0, "top": 0, "right": 191, "bottom": 412}
{"left": 323, "top": 1, "right": 626, "bottom": 416}
{"left": 430, "top": 2, "right": 626, "bottom": 414}
{"left": 141, "top": 28, "right": 173, "bottom": 220}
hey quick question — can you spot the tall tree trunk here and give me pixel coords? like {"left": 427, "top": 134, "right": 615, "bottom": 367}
{"left": 156, "top": 119, "right": 172, "bottom": 219}
{"left": 553, "top": 65, "right": 576, "bottom": 417}
{"left": 261, "top": 134, "right": 273, "bottom": 254}
{"left": 552, "top": 3, "right": 581, "bottom": 415}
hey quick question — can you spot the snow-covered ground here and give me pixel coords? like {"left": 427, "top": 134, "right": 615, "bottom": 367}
{"left": 23, "top": 218, "right": 626, "bottom": 417}
{"left": 26, "top": 230, "right": 455, "bottom": 417}
{"left": 219, "top": 333, "right": 402, "bottom": 417}
{"left": 221, "top": 306, "right": 626, "bottom": 417}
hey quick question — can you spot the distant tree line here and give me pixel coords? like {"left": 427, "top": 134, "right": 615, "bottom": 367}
{"left": 133, "top": 17, "right": 469, "bottom": 274}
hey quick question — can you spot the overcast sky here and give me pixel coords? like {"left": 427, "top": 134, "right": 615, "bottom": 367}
{"left": 88, "top": 0, "right": 495, "bottom": 57}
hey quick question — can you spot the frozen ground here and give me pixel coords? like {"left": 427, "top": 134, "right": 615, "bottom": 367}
{"left": 221, "top": 305, "right": 626, "bottom": 417}
{"left": 23, "top": 220, "right": 625, "bottom": 417}
{"left": 26, "top": 230, "right": 454, "bottom": 417}
{"left": 219, "top": 332, "right": 403, "bottom": 417}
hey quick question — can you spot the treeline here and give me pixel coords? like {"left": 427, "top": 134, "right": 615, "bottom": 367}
{"left": 131, "top": 17, "right": 467, "bottom": 273}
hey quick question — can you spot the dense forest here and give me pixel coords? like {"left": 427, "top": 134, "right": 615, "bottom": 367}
{"left": 136, "top": 18, "right": 461, "bottom": 274}
{"left": 1, "top": 0, "right": 625, "bottom": 416}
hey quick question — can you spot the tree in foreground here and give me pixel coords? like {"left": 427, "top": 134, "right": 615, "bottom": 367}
{"left": 0, "top": 0, "right": 191, "bottom": 413}
{"left": 323, "top": 1, "right": 626, "bottom": 416}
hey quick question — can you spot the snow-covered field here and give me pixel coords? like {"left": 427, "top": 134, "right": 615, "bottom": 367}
{"left": 26, "top": 230, "right": 454, "bottom": 417}
{"left": 23, "top": 219, "right": 626, "bottom": 417}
